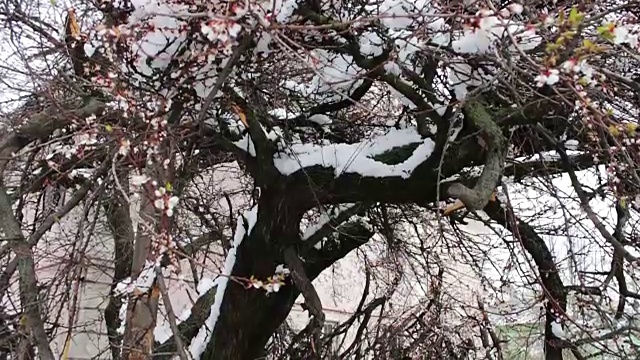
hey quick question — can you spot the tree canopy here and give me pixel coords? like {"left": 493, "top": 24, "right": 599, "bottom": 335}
{"left": 0, "top": 0, "right": 640, "bottom": 359}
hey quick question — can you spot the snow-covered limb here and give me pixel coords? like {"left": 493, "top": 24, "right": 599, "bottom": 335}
{"left": 301, "top": 203, "right": 358, "bottom": 240}
{"left": 274, "top": 127, "right": 435, "bottom": 178}
{"left": 114, "top": 260, "right": 157, "bottom": 295}
{"left": 188, "top": 204, "right": 258, "bottom": 360}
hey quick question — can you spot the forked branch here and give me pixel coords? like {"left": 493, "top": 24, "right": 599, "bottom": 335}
{"left": 283, "top": 246, "right": 325, "bottom": 355}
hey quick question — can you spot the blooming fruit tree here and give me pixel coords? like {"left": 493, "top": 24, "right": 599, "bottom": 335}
{"left": 1, "top": 0, "right": 640, "bottom": 359}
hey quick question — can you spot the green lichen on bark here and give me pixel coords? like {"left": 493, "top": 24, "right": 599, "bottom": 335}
{"left": 447, "top": 98, "right": 506, "bottom": 211}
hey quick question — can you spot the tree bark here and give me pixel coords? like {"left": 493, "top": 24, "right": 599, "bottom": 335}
{"left": 154, "top": 205, "right": 373, "bottom": 360}
{"left": 201, "top": 221, "right": 373, "bottom": 360}
{"left": 0, "top": 187, "right": 55, "bottom": 360}
{"left": 122, "top": 194, "right": 161, "bottom": 360}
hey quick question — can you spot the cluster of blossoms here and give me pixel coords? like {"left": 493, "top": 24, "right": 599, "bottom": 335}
{"left": 537, "top": 47, "right": 598, "bottom": 88}
{"left": 153, "top": 184, "right": 180, "bottom": 217}
{"left": 130, "top": 173, "right": 180, "bottom": 217}
{"left": 248, "top": 264, "right": 290, "bottom": 293}
{"left": 528, "top": 7, "right": 640, "bottom": 204}
{"left": 464, "top": 3, "right": 524, "bottom": 31}
{"left": 113, "top": 232, "right": 180, "bottom": 297}
{"left": 45, "top": 114, "right": 101, "bottom": 160}
{"left": 534, "top": 8, "right": 639, "bottom": 88}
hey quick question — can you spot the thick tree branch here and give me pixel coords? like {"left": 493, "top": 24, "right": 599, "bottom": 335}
{"left": 0, "top": 186, "right": 55, "bottom": 360}
{"left": 155, "top": 266, "right": 188, "bottom": 360}
{"left": 303, "top": 203, "right": 367, "bottom": 250}
{"left": 484, "top": 199, "right": 566, "bottom": 360}
{"left": 103, "top": 181, "right": 135, "bottom": 360}
{"left": 447, "top": 98, "right": 506, "bottom": 211}
{"left": 283, "top": 246, "right": 325, "bottom": 354}
{"left": 609, "top": 201, "right": 640, "bottom": 319}
{"left": 0, "top": 98, "right": 105, "bottom": 175}
{"left": 196, "top": 35, "right": 251, "bottom": 124}
{"left": 154, "top": 219, "right": 374, "bottom": 359}
{"left": 298, "top": 5, "right": 443, "bottom": 135}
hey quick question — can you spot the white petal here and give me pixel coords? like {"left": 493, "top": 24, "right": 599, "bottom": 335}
{"left": 168, "top": 196, "right": 179, "bottom": 207}
{"left": 508, "top": 4, "right": 523, "bottom": 14}
{"left": 154, "top": 199, "right": 165, "bottom": 209}
{"left": 546, "top": 73, "right": 560, "bottom": 85}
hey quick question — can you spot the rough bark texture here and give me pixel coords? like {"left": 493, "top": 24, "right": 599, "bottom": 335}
{"left": 152, "top": 203, "right": 373, "bottom": 360}
{"left": 200, "top": 221, "right": 373, "bottom": 360}
{"left": 447, "top": 99, "right": 507, "bottom": 211}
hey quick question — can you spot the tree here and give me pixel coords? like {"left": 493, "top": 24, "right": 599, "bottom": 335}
{"left": 0, "top": 0, "right": 639, "bottom": 359}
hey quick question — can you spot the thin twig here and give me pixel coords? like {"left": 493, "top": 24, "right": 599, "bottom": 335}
{"left": 196, "top": 36, "right": 251, "bottom": 124}
{"left": 155, "top": 266, "right": 189, "bottom": 360}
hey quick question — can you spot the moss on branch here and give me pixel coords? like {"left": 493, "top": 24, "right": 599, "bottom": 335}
{"left": 447, "top": 98, "right": 506, "bottom": 211}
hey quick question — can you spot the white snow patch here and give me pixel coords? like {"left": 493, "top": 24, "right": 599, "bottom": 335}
{"left": 246, "top": 204, "right": 259, "bottom": 233}
{"left": 233, "top": 134, "right": 257, "bottom": 156}
{"left": 197, "top": 277, "right": 216, "bottom": 296}
{"left": 188, "top": 204, "right": 258, "bottom": 360}
{"left": 302, "top": 204, "right": 356, "bottom": 240}
{"left": 270, "top": 0, "right": 300, "bottom": 23}
{"left": 359, "top": 32, "right": 384, "bottom": 57}
{"left": 375, "top": 0, "right": 431, "bottom": 29}
{"left": 154, "top": 322, "right": 172, "bottom": 344}
{"left": 274, "top": 128, "right": 435, "bottom": 178}
{"left": 117, "top": 299, "right": 128, "bottom": 335}
{"left": 308, "top": 114, "right": 333, "bottom": 125}
{"left": 564, "top": 139, "right": 579, "bottom": 150}
{"left": 114, "top": 261, "right": 157, "bottom": 295}
{"left": 551, "top": 319, "right": 566, "bottom": 339}
{"left": 269, "top": 108, "right": 299, "bottom": 120}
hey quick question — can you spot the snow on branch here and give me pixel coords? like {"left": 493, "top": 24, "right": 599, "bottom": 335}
{"left": 274, "top": 127, "right": 435, "bottom": 178}
{"left": 301, "top": 203, "right": 358, "bottom": 241}
{"left": 188, "top": 204, "right": 258, "bottom": 360}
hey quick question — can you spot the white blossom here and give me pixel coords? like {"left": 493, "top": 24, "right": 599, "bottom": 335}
{"left": 275, "top": 264, "right": 290, "bottom": 276}
{"left": 534, "top": 69, "right": 560, "bottom": 87}
{"left": 119, "top": 139, "right": 131, "bottom": 156}
{"left": 131, "top": 174, "right": 150, "bottom": 186}
{"left": 507, "top": 4, "right": 523, "bottom": 15}
{"left": 154, "top": 198, "right": 165, "bottom": 210}
{"left": 561, "top": 59, "right": 580, "bottom": 73}
{"left": 613, "top": 26, "right": 630, "bottom": 45}
{"left": 166, "top": 196, "right": 179, "bottom": 217}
